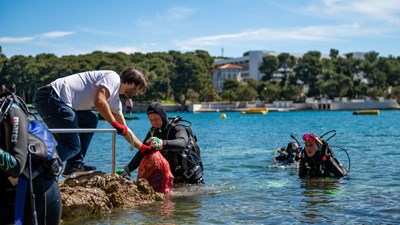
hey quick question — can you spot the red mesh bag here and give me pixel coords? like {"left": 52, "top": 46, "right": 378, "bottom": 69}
{"left": 138, "top": 150, "right": 174, "bottom": 193}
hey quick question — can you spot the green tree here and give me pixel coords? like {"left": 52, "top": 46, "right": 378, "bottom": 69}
{"left": 259, "top": 55, "right": 279, "bottom": 81}
{"left": 367, "top": 87, "right": 385, "bottom": 98}
{"left": 294, "top": 51, "right": 322, "bottom": 97}
{"left": 221, "top": 89, "right": 238, "bottom": 102}
{"left": 194, "top": 50, "right": 214, "bottom": 70}
{"left": 359, "top": 51, "right": 387, "bottom": 89}
{"left": 0, "top": 47, "right": 6, "bottom": 75}
{"left": 246, "top": 78, "right": 258, "bottom": 91}
{"left": 261, "top": 83, "right": 280, "bottom": 103}
{"left": 337, "top": 75, "right": 353, "bottom": 97}
{"left": 1, "top": 55, "right": 38, "bottom": 101}
{"left": 171, "top": 52, "right": 211, "bottom": 103}
{"left": 277, "top": 53, "right": 296, "bottom": 86}
{"left": 329, "top": 48, "right": 339, "bottom": 59}
{"left": 137, "top": 56, "right": 172, "bottom": 101}
{"left": 238, "top": 82, "right": 258, "bottom": 101}
{"left": 281, "top": 85, "right": 302, "bottom": 101}
{"left": 377, "top": 57, "right": 400, "bottom": 87}
{"left": 199, "top": 86, "right": 220, "bottom": 102}
{"left": 392, "top": 86, "right": 400, "bottom": 101}
{"left": 221, "top": 79, "right": 240, "bottom": 102}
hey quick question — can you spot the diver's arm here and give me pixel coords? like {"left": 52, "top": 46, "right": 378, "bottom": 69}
{"left": 163, "top": 126, "right": 189, "bottom": 150}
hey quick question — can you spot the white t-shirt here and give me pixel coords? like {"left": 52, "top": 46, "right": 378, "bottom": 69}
{"left": 50, "top": 70, "right": 122, "bottom": 114}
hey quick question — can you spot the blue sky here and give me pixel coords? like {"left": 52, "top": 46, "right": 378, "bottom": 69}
{"left": 1, "top": 0, "right": 400, "bottom": 58}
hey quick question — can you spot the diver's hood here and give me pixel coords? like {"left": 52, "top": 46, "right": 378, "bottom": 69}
{"left": 147, "top": 102, "right": 168, "bottom": 130}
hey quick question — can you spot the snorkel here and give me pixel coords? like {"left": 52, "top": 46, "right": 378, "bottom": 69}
{"left": 290, "top": 134, "right": 301, "bottom": 146}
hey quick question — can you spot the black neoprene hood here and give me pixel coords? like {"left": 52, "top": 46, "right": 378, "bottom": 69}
{"left": 147, "top": 102, "right": 168, "bottom": 129}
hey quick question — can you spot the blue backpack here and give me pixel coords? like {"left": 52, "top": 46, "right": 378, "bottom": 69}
{"left": 0, "top": 92, "right": 61, "bottom": 225}
{"left": 0, "top": 92, "right": 61, "bottom": 177}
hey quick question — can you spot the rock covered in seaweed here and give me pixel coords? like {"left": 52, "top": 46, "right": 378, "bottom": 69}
{"left": 60, "top": 171, "right": 164, "bottom": 220}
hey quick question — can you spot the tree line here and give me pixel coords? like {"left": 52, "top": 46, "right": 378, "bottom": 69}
{"left": 0, "top": 49, "right": 214, "bottom": 104}
{"left": 222, "top": 49, "right": 400, "bottom": 103}
{"left": 1, "top": 47, "right": 399, "bottom": 104}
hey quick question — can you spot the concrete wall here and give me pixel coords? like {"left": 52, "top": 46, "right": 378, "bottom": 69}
{"left": 132, "top": 104, "right": 185, "bottom": 113}
{"left": 189, "top": 102, "right": 238, "bottom": 112}
{"left": 184, "top": 99, "right": 400, "bottom": 113}
{"left": 329, "top": 100, "right": 399, "bottom": 110}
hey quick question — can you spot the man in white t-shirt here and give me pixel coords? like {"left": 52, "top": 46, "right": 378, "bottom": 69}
{"left": 33, "top": 67, "right": 153, "bottom": 177}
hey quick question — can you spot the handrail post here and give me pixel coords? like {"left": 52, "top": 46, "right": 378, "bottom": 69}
{"left": 48, "top": 128, "right": 117, "bottom": 174}
{"left": 112, "top": 131, "right": 116, "bottom": 174}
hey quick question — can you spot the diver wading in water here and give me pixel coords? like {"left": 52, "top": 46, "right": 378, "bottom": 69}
{"left": 119, "top": 102, "right": 204, "bottom": 185}
{"left": 274, "top": 134, "right": 302, "bottom": 165}
{"left": 299, "top": 131, "right": 349, "bottom": 178}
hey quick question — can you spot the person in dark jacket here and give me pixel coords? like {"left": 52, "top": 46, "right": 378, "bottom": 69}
{"left": 299, "top": 133, "right": 347, "bottom": 178}
{"left": 120, "top": 102, "right": 203, "bottom": 184}
{"left": 0, "top": 97, "right": 61, "bottom": 225}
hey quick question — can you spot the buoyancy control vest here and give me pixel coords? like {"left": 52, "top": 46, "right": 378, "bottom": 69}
{"left": 299, "top": 143, "right": 347, "bottom": 178}
{"left": 164, "top": 116, "right": 204, "bottom": 184}
{"left": 0, "top": 92, "right": 62, "bottom": 178}
{"left": 0, "top": 92, "right": 62, "bottom": 224}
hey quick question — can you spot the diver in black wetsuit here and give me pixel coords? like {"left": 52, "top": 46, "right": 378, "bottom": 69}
{"left": 0, "top": 95, "right": 61, "bottom": 225}
{"left": 299, "top": 133, "right": 347, "bottom": 178}
{"left": 120, "top": 102, "right": 204, "bottom": 184}
{"left": 275, "top": 142, "right": 302, "bottom": 165}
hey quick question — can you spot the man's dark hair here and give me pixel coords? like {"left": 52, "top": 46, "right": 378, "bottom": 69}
{"left": 120, "top": 67, "right": 147, "bottom": 94}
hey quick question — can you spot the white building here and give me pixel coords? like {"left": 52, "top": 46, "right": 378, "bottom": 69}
{"left": 214, "top": 50, "right": 304, "bottom": 83}
{"left": 212, "top": 50, "right": 365, "bottom": 92}
{"left": 211, "top": 63, "right": 243, "bottom": 93}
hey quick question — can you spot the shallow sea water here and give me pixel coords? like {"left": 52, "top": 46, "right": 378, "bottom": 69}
{"left": 63, "top": 110, "right": 400, "bottom": 224}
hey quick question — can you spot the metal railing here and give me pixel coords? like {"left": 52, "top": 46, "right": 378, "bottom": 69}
{"left": 49, "top": 128, "right": 118, "bottom": 174}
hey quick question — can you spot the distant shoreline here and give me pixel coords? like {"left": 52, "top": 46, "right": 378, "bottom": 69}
{"left": 185, "top": 98, "right": 400, "bottom": 113}
{"left": 28, "top": 99, "right": 400, "bottom": 114}
{"left": 126, "top": 100, "right": 400, "bottom": 113}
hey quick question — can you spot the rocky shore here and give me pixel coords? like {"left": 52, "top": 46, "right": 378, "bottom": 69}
{"left": 60, "top": 171, "right": 163, "bottom": 221}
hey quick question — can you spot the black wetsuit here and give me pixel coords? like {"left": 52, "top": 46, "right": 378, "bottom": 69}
{"left": 127, "top": 102, "right": 203, "bottom": 184}
{"left": 127, "top": 123, "right": 190, "bottom": 182}
{"left": 299, "top": 146, "right": 347, "bottom": 178}
{"left": 0, "top": 101, "right": 61, "bottom": 225}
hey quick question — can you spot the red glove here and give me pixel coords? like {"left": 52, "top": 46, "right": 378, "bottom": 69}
{"left": 111, "top": 121, "right": 128, "bottom": 136}
{"left": 139, "top": 144, "right": 152, "bottom": 153}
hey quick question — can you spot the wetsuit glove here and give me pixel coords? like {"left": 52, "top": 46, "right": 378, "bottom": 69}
{"left": 139, "top": 144, "right": 152, "bottom": 153}
{"left": 147, "top": 137, "right": 164, "bottom": 150}
{"left": 116, "top": 166, "right": 131, "bottom": 178}
{"left": 111, "top": 121, "right": 128, "bottom": 136}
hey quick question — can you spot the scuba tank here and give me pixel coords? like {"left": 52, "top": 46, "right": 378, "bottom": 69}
{"left": 299, "top": 130, "right": 350, "bottom": 178}
{"left": 318, "top": 130, "right": 348, "bottom": 178}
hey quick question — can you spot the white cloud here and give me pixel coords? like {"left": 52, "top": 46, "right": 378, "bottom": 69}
{"left": 95, "top": 45, "right": 141, "bottom": 54}
{"left": 0, "top": 36, "right": 35, "bottom": 43}
{"left": 39, "top": 31, "right": 75, "bottom": 39}
{"left": 77, "top": 27, "right": 121, "bottom": 37}
{"left": 175, "top": 23, "right": 393, "bottom": 51}
{"left": 305, "top": 0, "right": 400, "bottom": 24}
{"left": 165, "top": 7, "right": 197, "bottom": 21}
{"left": 0, "top": 31, "right": 74, "bottom": 44}
{"left": 94, "top": 42, "right": 166, "bottom": 54}
{"left": 137, "top": 6, "right": 197, "bottom": 28}
{"left": 135, "top": 18, "right": 155, "bottom": 27}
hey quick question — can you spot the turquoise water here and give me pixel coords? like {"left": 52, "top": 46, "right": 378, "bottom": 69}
{"left": 65, "top": 110, "right": 400, "bottom": 224}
